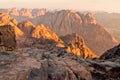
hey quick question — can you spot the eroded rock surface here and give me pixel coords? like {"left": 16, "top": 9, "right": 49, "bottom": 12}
{"left": 0, "top": 48, "right": 92, "bottom": 80}
{"left": 0, "top": 25, "right": 16, "bottom": 50}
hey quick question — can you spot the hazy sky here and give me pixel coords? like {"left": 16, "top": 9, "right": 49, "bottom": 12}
{"left": 0, "top": 0, "right": 120, "bottom": 13}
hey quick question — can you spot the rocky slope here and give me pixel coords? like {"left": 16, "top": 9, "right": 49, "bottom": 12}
{"left": 32, "top": 24, "right": 62, "bottom": 43}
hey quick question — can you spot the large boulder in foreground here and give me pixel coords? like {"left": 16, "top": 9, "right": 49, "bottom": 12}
{"left": 0, "top": 25, "right": 16, "bottom": 50}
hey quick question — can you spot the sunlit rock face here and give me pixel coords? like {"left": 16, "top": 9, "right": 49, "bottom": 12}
{"left": 0, "top": 13, "right": 11, "bottom": 25}
{"left": 32, "top": 24, "right": 62, "bottom": 43}
{"left": 61, "top": 33, "right": 98, "bottom": 58}
{"left": 0, "top": 13, "right": 23, "bottom": 37}
{"left": 85, "top": 12, "right": 97, "bottom": 24}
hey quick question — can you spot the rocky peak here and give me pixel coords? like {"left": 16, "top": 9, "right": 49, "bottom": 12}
{"left": 61, "top": 33, "right": 98, "bottom": 58}
{"left": 32, "top": 24, "right": 62, "bottom": 43}
{"left": 85, "top": 12, "right": 97, "bottom": 24}
{"left": 0, "top": 13, "right": 11, "bottom": 25}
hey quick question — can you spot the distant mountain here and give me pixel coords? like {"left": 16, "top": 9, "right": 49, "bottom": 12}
{"left": 0, "top": 8, "right": 47, "bottom": 17}
{"left": 94, "top": 12, "right": 120, "bottom": 42}
{"left": 0, "top": 8, "right": 47, "bottom": 22}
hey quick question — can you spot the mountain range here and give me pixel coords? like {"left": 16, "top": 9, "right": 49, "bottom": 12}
{"left": 0, "top": 8, "right": 118, "bottom": 55}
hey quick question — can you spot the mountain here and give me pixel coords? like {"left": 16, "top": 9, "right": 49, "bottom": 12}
{"left": 0, "top": 12, "right": 98, "bottom": 58}
{"left": 32, "top": 24, "right": 62, "bottom": 43}
{"left": 0, "top": 9, "right": 118, "bottom": 55}
{"left": 31, "top": 10, "right": 118, "bottom": 55}
{"left": 61, "top": 33, "right": 98, "bottom": 58}
{"left": 94, "top": 12, "right": 120, "bottom": 42}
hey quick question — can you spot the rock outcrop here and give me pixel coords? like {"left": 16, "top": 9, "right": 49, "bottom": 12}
{"left": 86, "top": 44, "right": 120, "bottom": 80}
{"left": 61, "top": 33, "right": 98, "bottom": 58}
{"left": 0, "top": 13, "right": 11, "bottom": 26}
{"left": 100, "top": 44, "right": 120, "bottom": 62}
{"left": 0, "top": 25, "right": 16, "bottom": 50}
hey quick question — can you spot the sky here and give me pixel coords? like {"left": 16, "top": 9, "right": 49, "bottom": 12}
{"left": 0, "top": 0, "right": 120, "bottom": 13}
